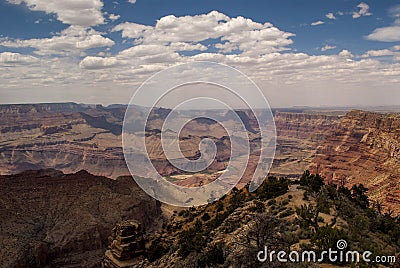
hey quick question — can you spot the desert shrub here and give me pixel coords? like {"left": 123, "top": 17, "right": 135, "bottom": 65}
{"left": 201, "top": 212, "right": 211, "bottom": 222}
{"left": 311, "top": 225, "right": 348, "bottom": 263}
{"left": 178, "top": 222, "right": 206, "bottom": 257}
{"left": 279, "top": 208, "right": 295, "bottom": 218}
{"left": 147, "top": 240, "right": 169, "bottom": 262}
{"left": 228, "top": 190, "right": 246, "bottom": 210}
{"left": 298, "top": 228, "right": 314, "bottom": 239}
{"left": 197, "top": 243, "right": 225, "bottom": 267}
{"left": 256, "top": 176, "right": 289, "bottom": 200}
{"left": 267, "top": 199, "right": 276, "bottom": 206}
{"left": 350, "top": 184, "right": 369, "bottom": 209}
{"left": 216, "top": 202, "right": 224, "bottom": 212}
{"left": 299, "top": 170, "right": 324, "bottom": 193}
{"left": 248, "top": 200, "right": 266, "bottom": 213}
{"left": 296, "top": 204, "right": 319, "bottom": 229}
{"left": 281, "top": 199, "right": 290, "bottom": 206}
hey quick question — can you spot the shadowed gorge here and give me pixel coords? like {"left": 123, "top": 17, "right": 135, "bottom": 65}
{"left": 0, "top": 169, "right": 161, "bottom": 267}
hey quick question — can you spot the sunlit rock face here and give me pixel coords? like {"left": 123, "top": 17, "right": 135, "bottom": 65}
{"left": 311, "top": 110, "right": 400, "bottom": 213}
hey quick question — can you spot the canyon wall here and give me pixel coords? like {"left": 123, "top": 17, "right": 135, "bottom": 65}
{"left": 1, "top": 103, "right": 400, "bottom": 212}
{"left": 311, "top": 110, "right": 400, "bottom": 213}
{"left": 0, "top": 169, "right": 161, "bottom": 267}
{"left": 271, "top": 111, "right": 341, "bottom": 177}
{"left": 0, "top": 104, "right": 129, "bottom": 178}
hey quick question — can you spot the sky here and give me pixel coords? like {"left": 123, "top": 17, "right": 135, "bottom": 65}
{"left": 0, "top": 0, "right": 399, "bottom": 107}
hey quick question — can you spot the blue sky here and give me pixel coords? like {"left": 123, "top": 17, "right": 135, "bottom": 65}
{"left": 0, "top": 0, "right": 399, "bottom": 107}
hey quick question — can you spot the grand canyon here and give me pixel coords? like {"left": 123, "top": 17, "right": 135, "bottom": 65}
{"left": 1, "top": 103, "right": 399, "bottom": 266}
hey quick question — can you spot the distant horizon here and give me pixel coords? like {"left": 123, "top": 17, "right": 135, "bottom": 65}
{"left": 1, "top": 101, "right": 400, "bottom": 111}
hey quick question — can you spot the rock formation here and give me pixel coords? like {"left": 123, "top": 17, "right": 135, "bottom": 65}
{"left": 0, "top": 169, "right": 161, "bottom": 267}
{"left": 102, "top": 221, "right": 145, "bottom": 268}
{"left": 311, "top": 110, "right": 400, "bottom": 213}
{"left": 272, "top": 111, "right": 342, "bottom": 177}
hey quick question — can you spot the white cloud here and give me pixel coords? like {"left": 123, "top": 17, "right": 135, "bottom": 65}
{"left": 112, "top": 11, "right": 295, "bottom": 56}
{"left": 128, "top": 0, "right": 136, "bottom": 3}
{"left": 109, "top": 14, "right": 120, "bottom": 21}
{"left": 0, "top": 26, "right": 114, "bottom": 56}
{"left": 352, "top": 2, "right": 372, "bottom": 19}
{"left": 169, "top": 42, "right": 208, "bottom": 52}
{"left": 311, "top": 21, "right": 325, "bottom": 26}
{"left": 0, "top": 52, "right": 38, "bottom": 65}
{"left": 117, "top": 44, "right": 181, "bottom": 64}
{"left": 362, "top": 49, "right": 395, "bottom": 57}
{"left": 366, "top": 8, "right": 400, "bottom": 42}
{"left": 113, "top": 22, "right": 153, "bottom": 39}
{"left": 326, "top": 13, "right": 336, "bottom": 20}
{"left": 6, "top": 0, "right": 104, "bottom": 27}
{"left": 321, "top": 45, "right": 336, "bottom": 51}
{"left": 2, "top": 11, "right": 400, "bottom": 107}
{"left": 366, "top": 25, "right": 400, "bottom": 42}
{"left": 79, "top": 56, "right": 119, "bottom": 69}
{"left": 338, "top": 49, "right": 354, "bottom": 58}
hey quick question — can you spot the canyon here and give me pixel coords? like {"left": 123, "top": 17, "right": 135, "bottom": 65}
{"left": 0, "top": 103, "right": 339, "bottom": 180}
{"left": 1, "top": 103, "right": 399, "bottom": 212}
{"left": 1, "top": 103, "right": 400, "bottom": 266}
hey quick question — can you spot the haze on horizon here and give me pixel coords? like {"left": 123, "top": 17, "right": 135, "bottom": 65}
{"left": 0, "top": 0, "right": 399, "bottom": 108}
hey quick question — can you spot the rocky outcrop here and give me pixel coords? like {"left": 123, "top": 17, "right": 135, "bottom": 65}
{"left": 102, "top": 221, "right": 145, "bottom": 268}
{"left": 311, "top": 110, "right": 400, "bottom": 213}
{"left": 0, "top": 169, "right": 161, "bottom": 267}
{"left": 271, "top": 111, "right": 342, "bottom": 177}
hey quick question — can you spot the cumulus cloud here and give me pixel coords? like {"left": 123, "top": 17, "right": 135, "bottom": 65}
{"left": 0, "top": 26, "right": 114, "bottom": 56}
{"left": 112, "top": 11, "right": 295, "bottom": 56}
{"left": 0, "top": 52, "right": 38, "bottom": 65}
{"left": 79, "top": 56, "right": 119, "bottom": 69}
{"left": 366, "top": 25, "right": 400, "bottom": 42}
{"left": 113, "top": 22, "right": 153, "bottom": 39}
{"left": 6, "top": 0, "right": 104, "bottom": 27}
{"left": 326, "top": 13, "right": 336, "bottom": 20}
{"left": 321, "top": 45, "right": 336, "bottom": 51}
{"left": 128, "top": 0, "right": 136, "bottom": 3}
{"left": 366, "top": 6, "right": 400, "bottom": 42}
{"left": 311, "top": 21, "right": 325, "bottom": 26}
{"left": 338, "top": 49, "right": 354, "bottom": 58}
{"left": 352, "top": 2, "right": 372, "bottom": 19}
